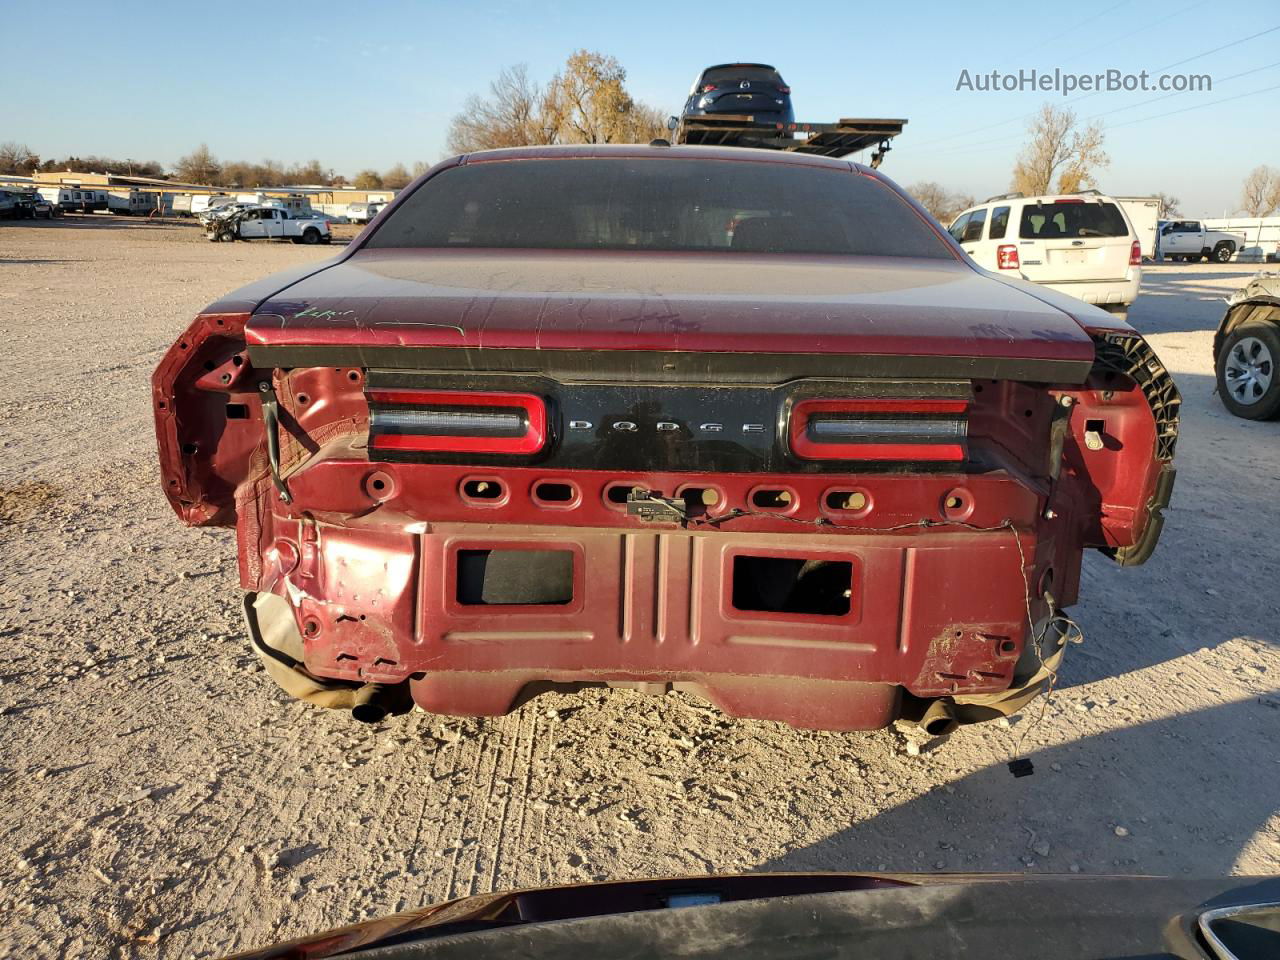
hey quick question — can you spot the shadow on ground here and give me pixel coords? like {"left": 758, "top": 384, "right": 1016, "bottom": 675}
{"left": 759, "top": 696, "right": 1279, "bottom": 876}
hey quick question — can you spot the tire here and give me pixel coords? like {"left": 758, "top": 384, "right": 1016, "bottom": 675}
{"left": 1216, "top": 321, "right": 1280, "bottom": 420}
{"left": 1213, "top": 241, "right": 1235, "bottom": 263}
{"left": 301, "top": 228, "right": 320, "bottom": 245}
{"left": 219, "top": 230, "right": 236, "bottom": 242}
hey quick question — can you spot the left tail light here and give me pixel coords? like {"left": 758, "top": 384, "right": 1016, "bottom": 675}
{"left": 789, "top": 398, "right": 968, "bottom": 462}
{"left": 1130, "top": 240, "right": 1142, "bottom": 265}
{"left": 997, "top": 244, "right": 1020, "bottom": 270}
{"left": 367, "top": 389, "right": 547, "bottom": 455}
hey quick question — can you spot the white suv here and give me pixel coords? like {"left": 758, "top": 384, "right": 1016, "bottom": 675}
{"left": 948, "top": 192, "right": 1142, "bottom": 313}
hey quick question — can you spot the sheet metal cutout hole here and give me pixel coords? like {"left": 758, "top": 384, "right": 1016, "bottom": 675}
{"left": 364, "top": 470, "right": 397, "bottom": 502}
{"left": 532, "top": 480, "right": 581, "bottom": 509}
{"left": 822, "top": 487, "right": 873, "bottom": 518}
{"left": 460, "top": 477, "right": 508, "bottom": 506}
{"left": 941, "top": 487, "right": 975, "bottom": 521}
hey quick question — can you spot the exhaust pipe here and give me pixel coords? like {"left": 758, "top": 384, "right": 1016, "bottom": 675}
{"left": 918, "top": 700, "right": 960, "bottom": 737}
{"left": 351, "top": 684, "right": 390, "bottom": 724}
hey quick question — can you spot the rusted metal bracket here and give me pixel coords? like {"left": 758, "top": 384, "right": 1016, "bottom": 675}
{"left": 1047, "top": 394, "right": 1075, "bottom": 481}
{"left": 626, "top": 488, "right": 687, "bottom": 524}
{"left": 258, "top": 380, "right": 292, "bottom": 503}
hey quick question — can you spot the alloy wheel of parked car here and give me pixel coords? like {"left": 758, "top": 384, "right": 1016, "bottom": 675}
{"left": 1217, "top": 324, "right": 1280, "bottom": 419}
{"left": 302, "top": 228, "right": 321, "bottom": 245}
{"left": 1214, "top": 242, "right": 1234, "bottom": 263}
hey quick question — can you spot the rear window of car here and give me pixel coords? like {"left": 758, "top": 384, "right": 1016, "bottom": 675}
{"left": 365, "top": 158, "right": 953, "bottom": 259}
{"left": 960, "top": 208, "right": 986, "bottom": 243}
{"left": 989, "top": 205, "right": 1010, "bottom": 239}
{"left": 702, "top": 66, "right": 784, "bottom": 85}
{"left": 1019, "top": 201, "right": 1129, "bottom": 239}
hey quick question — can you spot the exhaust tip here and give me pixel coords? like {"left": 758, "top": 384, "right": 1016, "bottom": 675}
{"left": 350, "top": 683, "right": 390, "bottom": 724}
{"left": 351, "top": 701, "right": 389, "bottom": 724}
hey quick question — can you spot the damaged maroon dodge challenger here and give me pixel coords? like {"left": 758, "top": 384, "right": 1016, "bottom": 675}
{"left": 153, "top": 145, "right": 1178, "bottom": 732}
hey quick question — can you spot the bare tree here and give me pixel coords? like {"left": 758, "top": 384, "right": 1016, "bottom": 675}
{"left": 1240, "top": 165, "right": 1280, "bottom": 216}
{"left": 382, "top": 163, "right": 412, "bottom": 189}
{"left": 0, "top": 141, "right": 39, "bottom": 174}
{"left": 907, "top": 181, "right": 974, "bottom": 224}
{"left": 1155, "top": 192, "right": 1181, "bottom": 218}
{"left": 546, "top": 50, "right": 663, "bottom": 144}
{"left": 1011, "top": 104, "right": 1108, "bottom": 196}
{"left": 39, "top": 154, "right": 165, "bottom": 178}
{"left": 446, "top": 53, "right": 667, "bottom": 154}
{"left": 289, "top": 159, "right": 330, "bottom": 185}
{"left": 174, "top": 144, "right": 221, "bottom": 185}
{"left": 447, "top": 64, "right": 557, "bottom": 153}
{"left": 353, "top": 169, "right": 384, "bottom": 190}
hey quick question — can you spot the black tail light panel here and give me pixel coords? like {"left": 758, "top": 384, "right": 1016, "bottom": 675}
{"left": 364, "top": 370, "right": 973, "bottom": 472}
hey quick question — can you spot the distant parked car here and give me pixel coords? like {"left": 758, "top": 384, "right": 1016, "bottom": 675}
{"left": 0, "top": 191, "right": 53, "bottom": 219}
{"left": 204, "top": 205, "right": 332, "bottom": 244}
{"left": 308, "top": 210, "right": 350, "bottom": 224}
{"left": 1158, "top": 219, "right": 1245, "bottom": 263}
{"left": 682, "top": 63, "right": 795, "bottom": 125}
{"left": 1214, "top": 272, "right": 1280, "bottom": 420}
{"left": 948, "top": 192, "right": 1142, "bottom": 314}
{"left": 346, "top": 202, "right": 385, "bottom": 224}
{"left": 8, "top": 192, "right": 39, "bottom": 219}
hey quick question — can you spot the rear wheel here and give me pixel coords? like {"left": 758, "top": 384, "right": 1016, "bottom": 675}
{"left": 1217, "top": 322, "right": 1280, "bottom": 419}
{"left": 1213, "top": 241, "right": 1235, "bottom": 263}
{"left": 301, "top": 228, "right": 320, "bottom": 245}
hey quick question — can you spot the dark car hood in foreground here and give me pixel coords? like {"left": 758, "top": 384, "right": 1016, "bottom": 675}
{"left": 224, "top": 872, "right": 1280, "bottom": 959}
{"left": 242, "top": 251, "right": 1099, "bottom": 383}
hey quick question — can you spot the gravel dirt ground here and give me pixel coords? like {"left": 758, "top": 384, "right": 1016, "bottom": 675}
{"left": 1, "top": 215, "right": 1277, "bottom": 959}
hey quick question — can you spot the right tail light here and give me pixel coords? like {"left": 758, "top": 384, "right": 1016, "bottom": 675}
{"left": 789, "top": 398, "right": 969, "bottom": 462}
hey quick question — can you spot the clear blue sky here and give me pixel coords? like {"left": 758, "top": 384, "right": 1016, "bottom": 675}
{"left": 2, "top": 0, "right": 1277, "bottom": 215}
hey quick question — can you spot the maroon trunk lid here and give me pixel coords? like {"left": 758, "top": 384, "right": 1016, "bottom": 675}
{"left": 244, "top": 250, "right": 1096, "bottom": 381}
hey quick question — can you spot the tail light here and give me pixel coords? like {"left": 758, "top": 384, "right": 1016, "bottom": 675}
{"left": 777, "top": 85, "right": 791, "bottom": 94}
{"left": 701, "top": 84, "right": 718, "bottom": 93}
{"left": 997, "top": 244, "right": 1020, "bottom": 270}
{"left": 1130, "top": 240, "right": 1142, "bottom": 265}
{"left": 367, "top": 389, "right": 547, "bottom": 455}
{"left": 789, "top": 398, "right": 968, "bottom": 462}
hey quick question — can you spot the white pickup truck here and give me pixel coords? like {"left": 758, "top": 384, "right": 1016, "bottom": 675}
{"left": 205, "top": 205, "right": 332, "bottom": 244}
{"left": 1158, "top": 219, "right": 1246, "bottom": 263}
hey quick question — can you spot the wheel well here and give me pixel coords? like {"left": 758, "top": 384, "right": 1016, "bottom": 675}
{"left": 1216, "top": 302, "right": 1280, "bottom": 359}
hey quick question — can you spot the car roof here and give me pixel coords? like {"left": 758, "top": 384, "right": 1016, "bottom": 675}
{"left": 957, "top": 193, "right": 1123, "bottom": 219}
{"left": 700, "top": 62, "right": 779, "bottom": 72}
{"left": 457, "top": 143, "right": 854, "bottom": 172}
{"left": 1017, "top": 193, "right": 1120, "bottom": 204}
